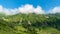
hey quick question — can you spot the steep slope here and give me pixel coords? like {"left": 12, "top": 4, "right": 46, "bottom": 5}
{"left": 0, "top": 13, "right": 60, "bottom": 34}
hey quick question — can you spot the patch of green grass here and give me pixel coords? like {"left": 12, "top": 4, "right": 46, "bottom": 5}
{"left": 37, "top": 27, "right": 60, "bottom": 34}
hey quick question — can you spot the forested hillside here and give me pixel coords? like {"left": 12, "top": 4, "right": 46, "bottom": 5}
{"left": 0, "top": 13, "right": 60, "bottom": 34}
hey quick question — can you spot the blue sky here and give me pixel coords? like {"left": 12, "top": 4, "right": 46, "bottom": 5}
{"left": 0, "top": 0, "right": 60, "bottom": 15}
{"left": 0, "top": 0, "right": 60, "bottom": 11}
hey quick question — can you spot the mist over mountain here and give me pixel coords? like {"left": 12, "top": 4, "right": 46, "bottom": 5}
{"left": 0, "top": 4, "right": 60, "bottom": 15}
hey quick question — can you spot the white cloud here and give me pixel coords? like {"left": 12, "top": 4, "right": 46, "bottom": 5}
{"left": 0, "top": 4, "right": 45, "bottom": 15}
{"left": 34, "top": 6, "right": 45, "bottom": 14}
{"left": 0, "top": 5, "right": 18, "bottom": 15}
{"left": 48, "top": 7, "right": 60, "bottom": 14}
{"left": 18, "top": 4, "right": 34, "bottom": 14}
{"left": 18, "top": 4, "right": 45, "bottom": 14}
{"left": 1, "top": 4, "right": 60, "bottom": 15}
{"left": 0, "top": 5, "right": 3, "bottom": 12}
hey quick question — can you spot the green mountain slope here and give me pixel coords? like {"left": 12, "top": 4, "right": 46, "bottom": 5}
{"left": 0, "top": 13, "right": 60, "bottom": 34}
